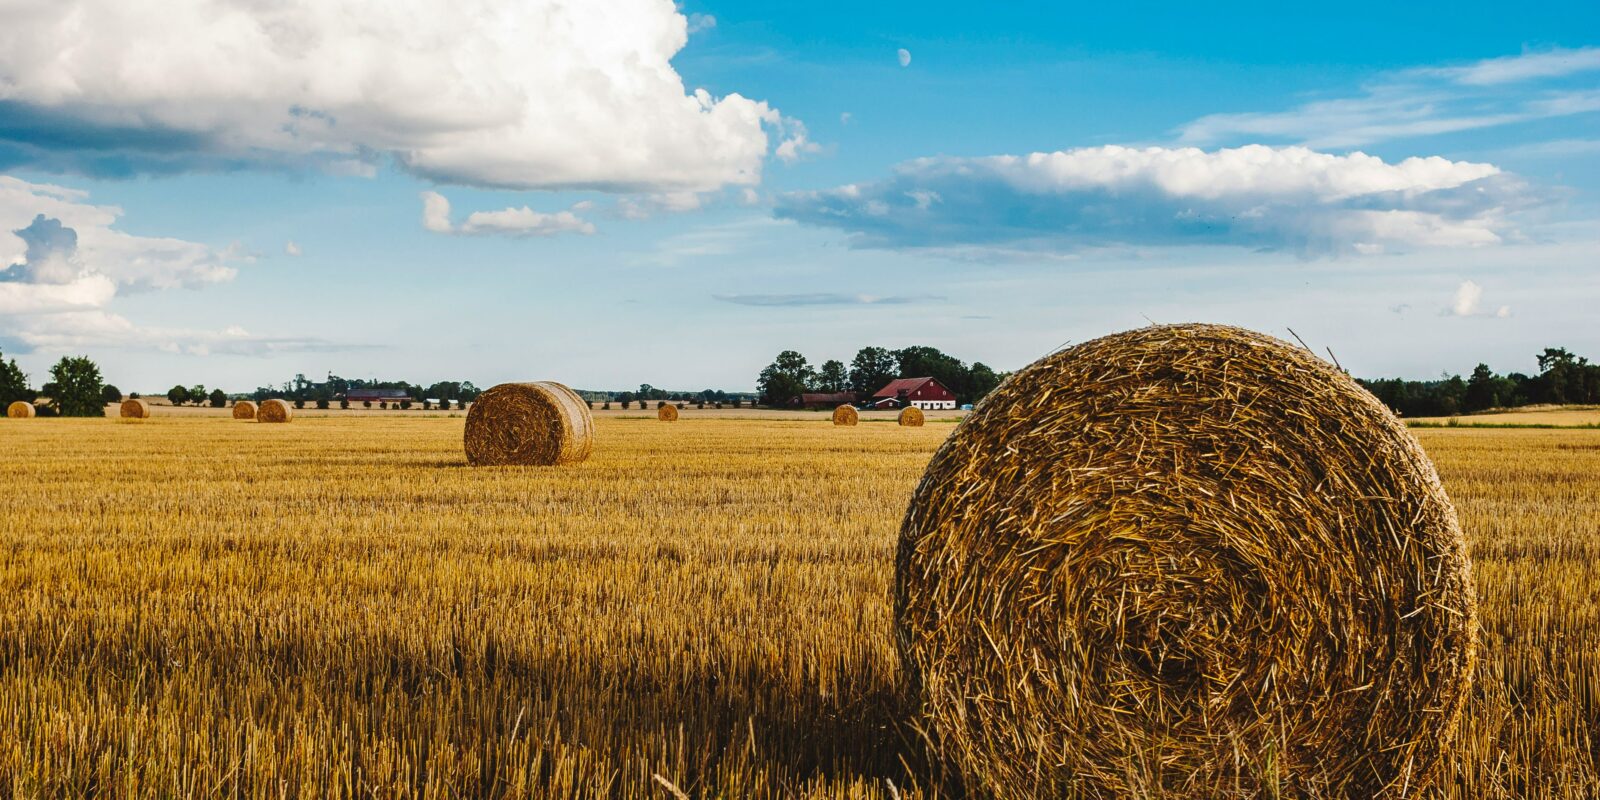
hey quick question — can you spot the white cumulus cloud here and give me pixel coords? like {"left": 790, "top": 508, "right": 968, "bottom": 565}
{"left": 1446, "top": 280, "right": 1512, "bottom": 318}
{"left": 0, "top": 0, "right": 788, "bottom": 192}
{"left": 421, "top": 191, "right": 595, "bottom": 237}
{"left": 0, "top": 176, "right": 346, "bottom": 355}
{"left": 1, "top": 176, "right": 236, "bottom": 299}
{"left": 284, "top": 240, "right": 302, "bottom": 257}
{"left": 775, "top": 145, "right": 1529, "bottom": 257}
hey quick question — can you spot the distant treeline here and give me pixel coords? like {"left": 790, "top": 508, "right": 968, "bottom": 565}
{"left": 1360, "top": 348, "right": 1600, "bottom": 417}
{"left": 756, "top": 345, "right": 1006, "bottom": 406}
{"left": 251, "top": 373, "right": 482, "bottom": 405}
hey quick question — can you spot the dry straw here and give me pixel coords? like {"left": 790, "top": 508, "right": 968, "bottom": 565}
{"left": 257, "top": 399, "right": 293, "bottom": 424}
{"left": 897, "top": 406, "right": 925, "bottom": 427}
{"left": 232, "top": 401, "right": 257, "bottom": 420}
{"left": 832, "top": 404, "right": 858, "bottom": 426}
{"left": 895, "top": 323, "right": 1477, "bottom": 799}
{"left": 464, "top": 382, "right": 593, "bottom": 466}
{"left": 7, "top": 401, "right": 35, "bottom": 419}
{"left": 120, "top": 398, "right": 151, "bottom": 419}
{"left": 658, "top": 403, "right": 679, "bottom": 422}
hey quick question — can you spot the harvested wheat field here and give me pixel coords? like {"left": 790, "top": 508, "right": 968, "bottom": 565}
{"left": 0, "top": 416, "right": 1598, "bottom": 798}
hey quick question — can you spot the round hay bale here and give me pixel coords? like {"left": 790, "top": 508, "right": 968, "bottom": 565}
{"left": 120, "top": 398, "right": 151, "bottom": 419}
{"left": 464, "top": 382, "right": 594, "bottom": 466}
{"left": 7, "top": 400, "right": 35, "bottom": 419}
{"left": 658, "top": 402, "right": 679, "bottom": 422}
{"left": 895, "top": 323, "right": 1476, "bottom": 799}
{"left": 897, "top": 406, "right": 925, "bottom": 427}
{"left": 232, "top": 401, "right": 257, "bottom": 420}
{"left": 257, "top": 398, "right": 293, "bottom": 423}
{"left": 832, "top": 404, "right": 858, "bottom": 426}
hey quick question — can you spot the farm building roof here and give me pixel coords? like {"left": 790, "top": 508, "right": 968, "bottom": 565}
{"left": 872, "top": 377, "right": 942, "bottom": 398}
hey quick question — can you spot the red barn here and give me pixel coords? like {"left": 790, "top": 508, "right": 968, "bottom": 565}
{"left": 871, "top": 377, "right": 956, "bottom": 410}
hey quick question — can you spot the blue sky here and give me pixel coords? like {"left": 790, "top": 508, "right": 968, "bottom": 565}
{"left": 0, "top": 1, "right": 1596, "bottom": 392}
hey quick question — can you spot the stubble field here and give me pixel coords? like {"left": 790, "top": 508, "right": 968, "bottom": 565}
{"left": 1, "top": 416, "right": 1597, "bottom": 798}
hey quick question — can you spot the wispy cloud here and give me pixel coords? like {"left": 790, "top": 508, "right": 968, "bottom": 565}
{"left": 5, "top": 311, "right": 379, "bottom": 356}
{"left": 1425, "top": 47, "right": 1600, "bottom": 86}
{"left": 1178, "top": 47, "right": 1600, "bottom": 149}
{"left": 713, "top": 292, "right": 941, "bottom": 307}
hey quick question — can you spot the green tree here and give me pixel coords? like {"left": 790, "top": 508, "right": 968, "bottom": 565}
{"left": 189, "top": 385, "right": 207, "bottom": 407}
{"left": 167, "top": 385, "right": 190, "bottom": 406}
{"left": 816, "top": 359, "right": 848, "bottom": 393}
{"left": 101, "top": 384, "right": 122, "bottom": 405}
{"left": 757, "top": 350, "right": 813, "bottom": 405}
{"left": 968, "top": 362, "right": 1004, "bottom": 404}
{"left": 49, "top": 356, "right": 106, "bottom": 417}
{"left": 1463, "top": 364, "right": 1504, "bottom": 412}
{"left": 0, "top": 350, "right": 35, "bottom": 407}
{"left": 208, "top": 388, "right": 227, "bottom": 408}
{"left": 894, "top": 345, "right": 977, "bottom": 402}
{"left": 848, "top": 346, "right": 897, "bottom": 395}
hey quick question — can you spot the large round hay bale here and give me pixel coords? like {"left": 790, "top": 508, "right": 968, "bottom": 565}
{"left": 895, "top": 323, "right": 1476, "bottom": 799}
{"left": 464, "top": 382, "right": 594, "bottom": 466}
{"left": 232, "top": 400, "right": 257, "bottom": 420}
{"left": 897, "top": 406, "right": 924, "bottom": 427}
{"left": 119, "top": 398, "right": 151, "bottom": 419}
{"left": 658, "top": 402, "right": 679, "bottom": 422}
{"left": 832, "top": 404, "right": 858, "bottom": 426}
{"left": 7, "top": 400, "right": 35, "bottom": 419}
{"left": 258, "top": 398, "right": 293, "bottom": 423}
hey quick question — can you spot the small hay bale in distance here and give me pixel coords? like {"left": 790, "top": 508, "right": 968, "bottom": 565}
{"left": 831, "top": 404, "right": 858, "bottom": 426}
{"left": 7, "top": 401, "right": 35, "bottom": 419}
{"left": 232, "top": 401, "right": 257, "bottom": 420}
{"left": 658, "top": 402, "right": 679, "bottom": 422}
{"left": 897, "top": 406, "right": 924, "bottom": 427}
{"left": 120, "top": 398, "right": 151, "bottom": 419}
{"left": 464, "top": 381, "right": 594, "bottom": 466}
{"left": 257, "top": 399, "right": 293, "bottom": 423}
{"left": 895, "top": 323, "right": 1477, "bottom": 799}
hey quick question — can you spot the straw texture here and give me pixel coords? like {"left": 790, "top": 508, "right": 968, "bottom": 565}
{"left": 895, "top": 323, "right": 1477, "bottom": 799}
{"left": 120, "top": 398, "right": 151, "bottom": 419}
{"left": 232, "top": 401, "right": 257, "bottom": 420}
{"left": 898, "top": 406, "right": 925, "bottom": 427}
{"left": 659, "top": 403, "right": 679, "bottom": 422}
{"left": 464, "top": 382, "right": 594, "bottom": 466}
{"left": 258, "top": 399, "right": 293, "bottom": 423}
{"left": 7, "top": 401, "right": 34, "bottom": 419}
{"left": 832, "top": 405, "right": 858, "bottom": 426}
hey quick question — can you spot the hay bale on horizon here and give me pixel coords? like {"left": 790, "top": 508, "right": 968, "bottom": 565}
{"left": 232, "top": 401, "right": 257, "bottom": 420}
{"left": 658, "top": 402, "right": 679, "bottom": 422}
{"left": 258, "top": 399, "right": 293, "bottom": 423}
{"left": 464, "top": 382, "right": 593, "bottom": 466}
{"left": 7, "top": 400, "right": 35, "bottom": 419}
{"left": 895, "top": 323, "right": 1477, "bottom": 798}
{"left": 120, "top": 398, "right": 151, "bottom": 419}
{"left": 832, "top": 404, "right": 858, "bottom": 426}
{"left": 897, "top": 406, "right": 924, "bottom": 427}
